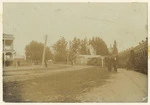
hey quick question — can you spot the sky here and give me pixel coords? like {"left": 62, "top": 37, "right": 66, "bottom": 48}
{"left": 3, "top": 3, "right": 148, "bottom": 55}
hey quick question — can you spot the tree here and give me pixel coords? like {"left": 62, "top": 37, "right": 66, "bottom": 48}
{"left": 69, "top": 37, "right": 87, "bottom": 61}
{"left": 89, "top": 37, "right": 109, "bottom": 56}
{"left": 79, "top": 38, "right": 90, "bottom": 55}
{"left": 69, "top": 37, "right": 81, "bottom": 55}
{"left": 53, "top": 37, "right": 68, "bottom": 62}
{"left": 112, "top": 40, "right": 118, "bottom": 55}
{"left": 25, "top": 41, "right": 53, "bottom": 64}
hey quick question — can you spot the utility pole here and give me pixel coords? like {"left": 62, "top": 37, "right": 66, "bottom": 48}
{"left": 42, "top": 35, "right": 47, "bottom": 67}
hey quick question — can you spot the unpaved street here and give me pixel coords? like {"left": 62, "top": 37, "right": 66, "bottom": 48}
{"left": 3, "top": 65, "right": 148, "bottom": 102}
{"left": 77, "top": 69, "right": 148, "bottom": 102}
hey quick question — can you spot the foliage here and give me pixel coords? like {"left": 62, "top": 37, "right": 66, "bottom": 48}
{"left": 52, "top": 37, "right": 68, "bottom": 62}
{"left": 25, "top": 36, "right": 109, "bottom": 64}
{"left": 25, "top": 41, "right": 53, "bottom": 63}
{"left": 112, "top": 40, "right": 118, "bottom": 55}
{"left": 69, "top": 37, "right": 90, "bottom": 61}
{"left": 79, "top": 38, "right": 90, "bottom": 55}
{"left": 89, "top": 37, "right": 109, "bottom": 55}
{"left": 69, "top": 37, "right": 80, "bottom": 60}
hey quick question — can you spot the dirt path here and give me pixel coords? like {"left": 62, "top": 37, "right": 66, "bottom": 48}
{"left": 77, "top": 69, "right": 148, "bottom": 102}
{"left": 3, "top": 65, "right": 93, "bottom": 82}
{"left": 3, "top": 66, "right": 148, "bottom": 102}
{"left": 3, "top": 66, "right": 110, "bottom": 102}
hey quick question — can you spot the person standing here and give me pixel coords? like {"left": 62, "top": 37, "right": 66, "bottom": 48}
{"left": 113, "top": 57, "right": 118, "bottom": 72}
{"left": 45, "top": 60, "right": 48, "bottom": 68}
{"left": 107, "top": 57, "right": 112, "bottom": 71}
{"left": 17, "top": 61, "right": 20, "bottom": 67}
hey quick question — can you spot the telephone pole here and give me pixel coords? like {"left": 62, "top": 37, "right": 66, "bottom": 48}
{"left": 42, "top": 35, "right": 47, "bottom": 67}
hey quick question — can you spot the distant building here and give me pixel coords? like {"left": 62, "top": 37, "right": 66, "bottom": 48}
{"left": 118, "top": 38, "right": 148, "bottom": 73}
{"left": 74, "top": 44, "right": 106, "bottom": 66}
{"left": 3, "top": 34, "right": 15, "bottom": 66}
{"left": 13, "top": 54, "right": 27, "bottom": 66}
{"left": 75, "top": 55, "right": 92, "bottom": 65}
{"left": 14, "top": 54, "right": 26, "bottom": 60}
{"left": 75, "top": 54, "right": 105, "bottom": 67}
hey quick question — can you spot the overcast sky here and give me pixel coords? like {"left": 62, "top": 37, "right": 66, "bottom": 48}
{"left": 3, "top": 3, "right": 148, "bottom": 55}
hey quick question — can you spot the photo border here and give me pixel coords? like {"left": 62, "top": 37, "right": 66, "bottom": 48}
{"left": 0, "top": 0, "right": 149, "bottom": 105}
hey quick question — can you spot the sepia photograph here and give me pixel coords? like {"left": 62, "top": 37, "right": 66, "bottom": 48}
{"left": 2, "top": 2, "right": 148, "bottom": 103}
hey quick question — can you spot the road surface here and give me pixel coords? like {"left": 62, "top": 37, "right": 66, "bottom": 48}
{"left": 3, "top": 65, "right": 148, "bottom": 102}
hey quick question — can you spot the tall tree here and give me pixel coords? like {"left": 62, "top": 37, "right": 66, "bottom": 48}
{"left": 25, "top": 41, "right": 53, "bottom": 63}
{"left": 89, "top": 37, "right": 109, "bottom": 56}
{"left": 53, "top": 37, "right": 68, "bottom": 62}
{"left": 69, "top": 37, "right": 80, "bottom": 59}
{"left": 70, "top": 37, "right": 81, "bottom": 54}
{"left": 79, "top": 38, "right": 89, "bottom": 54}
{"left": 112, "top": 40, "right": 118, "bottom": 55}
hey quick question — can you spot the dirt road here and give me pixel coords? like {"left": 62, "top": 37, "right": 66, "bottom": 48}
{"left": 77, "top": 69, "right": 148, "bottom": 102}
{"left": 3, "top": 65, "right": 148, "bottom": 102}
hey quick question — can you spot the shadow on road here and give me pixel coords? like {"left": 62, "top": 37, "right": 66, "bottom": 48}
{"left": 3, "top": 81, "right": 23, "bottom": 102}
